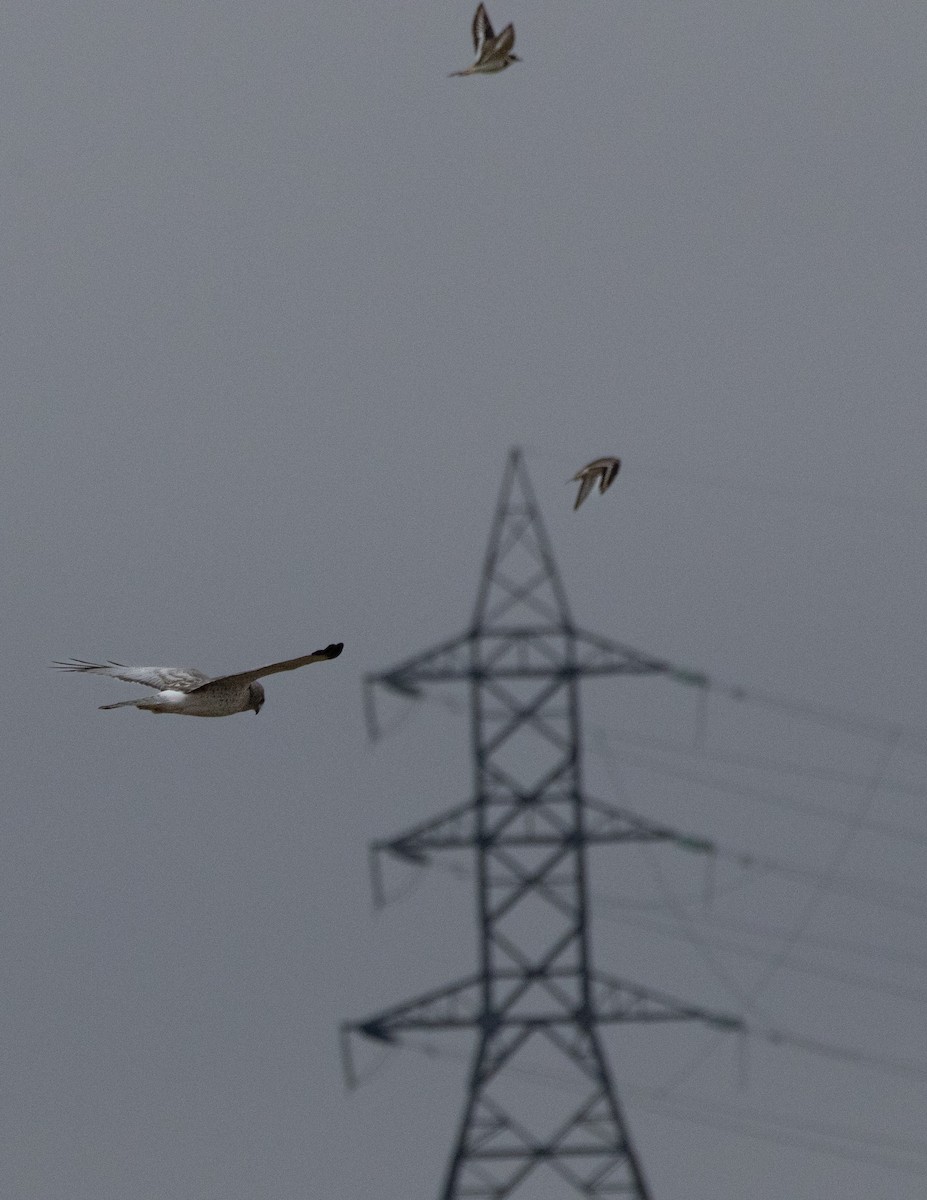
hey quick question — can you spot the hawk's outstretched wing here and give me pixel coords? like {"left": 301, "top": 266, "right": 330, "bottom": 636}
{"left": 196, "top": 643, "right": 344, "bottom": 691}
{"left": 52, "top": 660, "right": 211, "bottom": 692}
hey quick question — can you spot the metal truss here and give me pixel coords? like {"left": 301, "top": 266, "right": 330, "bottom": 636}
{"left": 344, "top": 449, "right": 738, "bottom": 1199}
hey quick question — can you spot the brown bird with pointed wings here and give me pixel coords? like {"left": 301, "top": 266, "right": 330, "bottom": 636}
{"left": 450, "top": 4, "right": 520, "bottom": 76}
{"left": 571, "top": 458, "right": 621, "bottom": 510}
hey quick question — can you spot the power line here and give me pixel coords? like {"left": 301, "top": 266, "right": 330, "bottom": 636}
{"left": 598, "top": 747, "right": 765, "bottom": 1018}
{"left": 627, "top": 1085, "right": 927, "bottom": 1163}
{"left": 593, "top": 727, "right": 927, "bottom": 804}
{"left": 708, "top": 844, "right": 927, "bottom": 920}
{"left": 669, "top": 671, "right": 925, "bottom": 756}
{"left": 375, "top": 806, "right": 927, "bottom": 1026}
{"left": 608, "top": 908, "right": 927, "bottom": 1009}
{"left": 590, "top": 737, "right": 927, "bottom": 846}
{"left": 636, "top": 1095, "right": 927, "bottom": 1178}
{"left": 649, "top": 732, "right": 901, "bottom": 1095}
{"left": 587, "top": 734, "right": 927, "bottom": 924}
{"left": 633, "top": 907, "right": 927, "bottom": 974}
{"left": 592, "top": 748, "right": 927, "bottom": 1059}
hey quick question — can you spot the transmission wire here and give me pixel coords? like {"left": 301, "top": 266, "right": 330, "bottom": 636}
{"left": 648, "top": 729, "right": 901, "bottom": 1095}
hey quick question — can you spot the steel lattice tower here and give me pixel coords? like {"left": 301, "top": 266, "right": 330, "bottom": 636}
{"left": 343, "top": 448, "right": 739, "bottom": 1199}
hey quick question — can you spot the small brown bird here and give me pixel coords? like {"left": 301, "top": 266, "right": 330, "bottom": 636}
{"left": 449, "top": 4, "right": 520, "bottom": 77}
{"left": 571, "top": 458, "right": 621, "bottom": 510}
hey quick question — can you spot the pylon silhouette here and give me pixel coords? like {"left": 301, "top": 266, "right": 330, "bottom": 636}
{"left": 343, "top": 449, "right": 739, "bottom": 1198}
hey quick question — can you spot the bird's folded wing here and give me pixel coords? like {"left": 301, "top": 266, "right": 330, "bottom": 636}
{"left": 200, "top": 643, "right": 344, "bottom": 690}
{"left": 52, "top": 660, "right": 211, "bottom": 691}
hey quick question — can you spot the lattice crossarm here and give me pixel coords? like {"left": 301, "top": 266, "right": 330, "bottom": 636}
{"left": 589, "top": 971, "right": 743, "bottom": 1031}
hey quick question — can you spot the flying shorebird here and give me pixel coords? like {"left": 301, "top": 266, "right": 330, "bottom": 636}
{"left": 450, "top": 4, "right": 520, "bottom": 76}
{"left": 571, "top": 458, "right": 621, "bottom": 510}
{"left": 53, "top": 642, "right": 344, "bottom": 716}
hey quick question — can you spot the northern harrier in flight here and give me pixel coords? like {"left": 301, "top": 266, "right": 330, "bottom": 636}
{"left": 571, "top": 458, "right": 621, "bottom": 510}
{"left": 450, "top": 4, "right": 520, "bottom": 76}
{"left": 54, "top": 642, "right": 344, "bottom": 716}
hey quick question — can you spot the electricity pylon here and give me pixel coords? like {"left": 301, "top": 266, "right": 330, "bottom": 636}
{"left": 343, "top": 448, "right": 740, "bottom": 1199}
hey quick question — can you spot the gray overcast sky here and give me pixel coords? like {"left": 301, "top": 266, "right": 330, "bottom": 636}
{"left": 3, "top": 0, "right": 927, "bottom": 1196}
